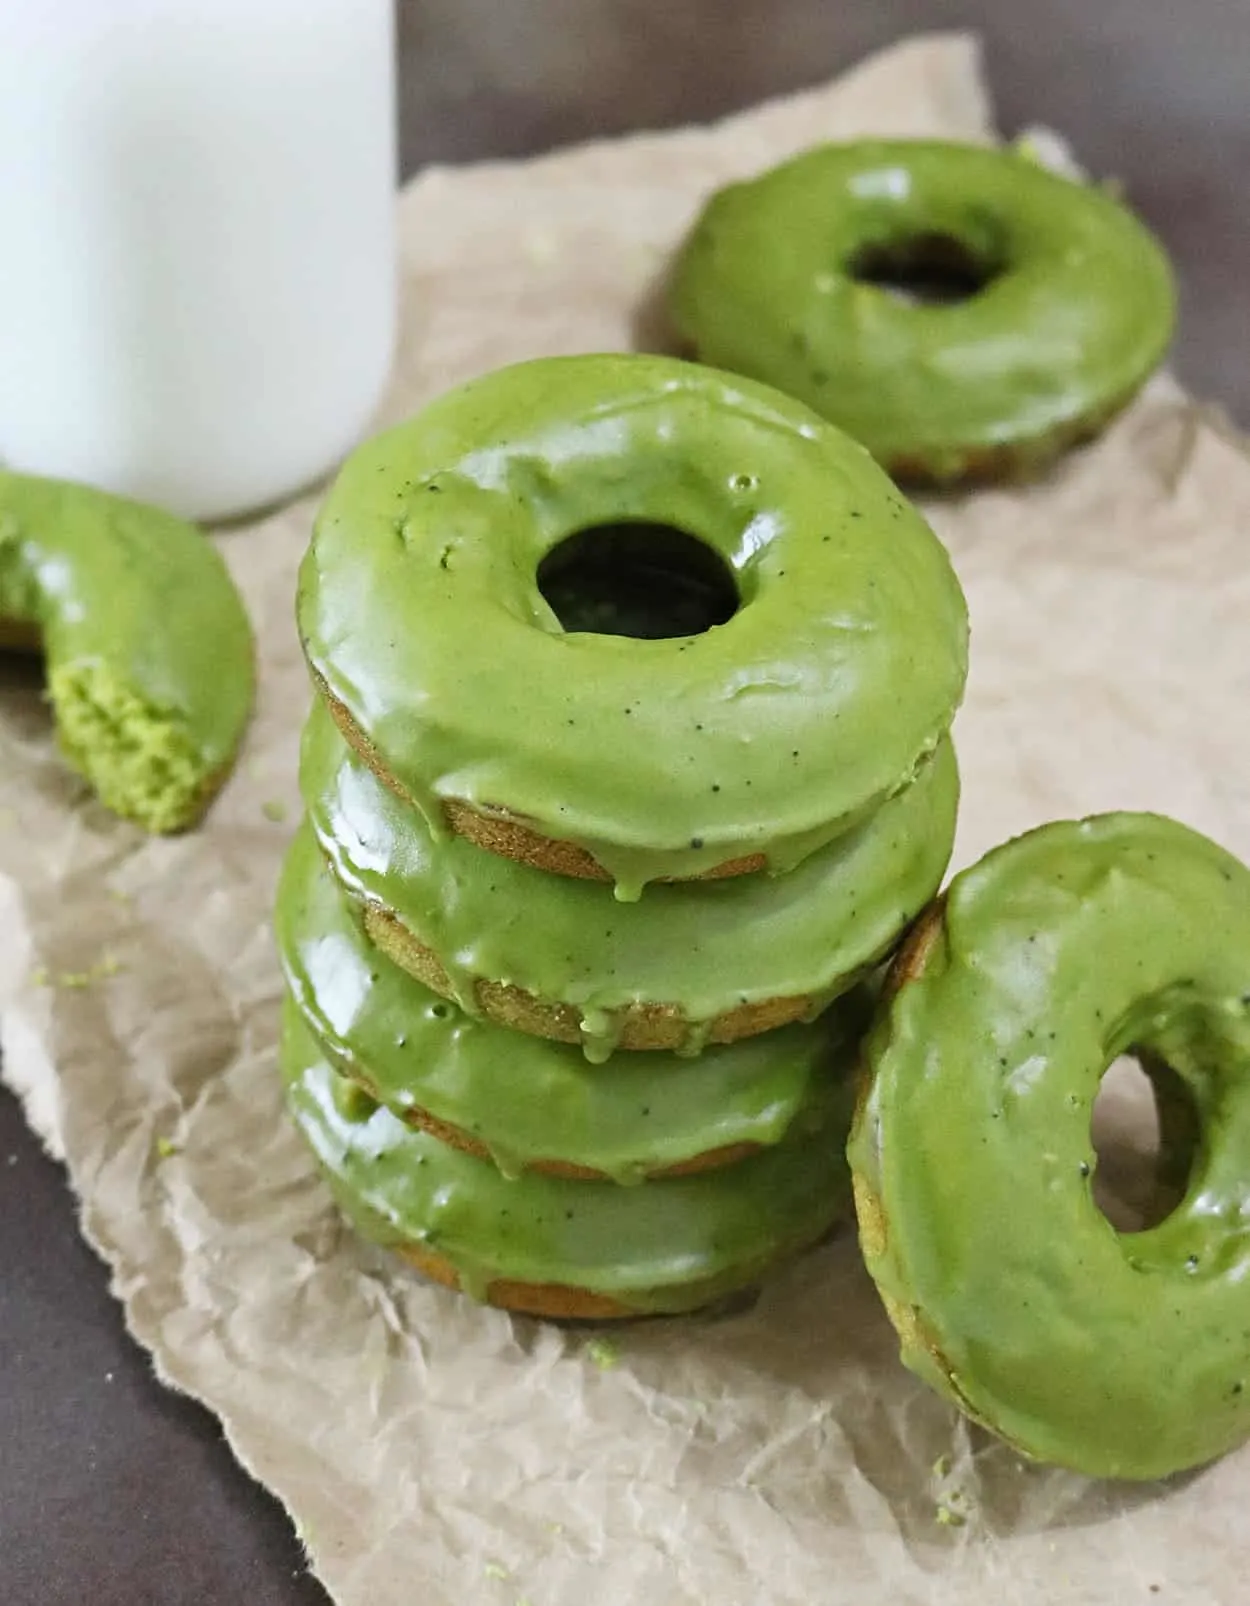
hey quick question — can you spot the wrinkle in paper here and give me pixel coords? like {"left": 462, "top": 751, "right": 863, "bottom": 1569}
{"left": 2, "top": 33, "right": 1249, "bottom": 1606}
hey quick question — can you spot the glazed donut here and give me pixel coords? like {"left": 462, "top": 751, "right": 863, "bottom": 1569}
{"left": 281, "top": 1005, "right": 853, "bottom": 1320}
{"left": 848, "top": 813, "right": 1250, "bottom": 1479}
{"left": 0, "top": 470, "right": 253, "bottom": 831}
{"left": 276, "top": 825, "right": 866, "bottom": 1182}
{"left": 297, "top": 353, "right": 967, "bottom": 899}
{"left": 669, "top": 140, "right": 1175, "bottom": 485}
{"left": 300, "top": 698, "right": 959, "bottom": 1059}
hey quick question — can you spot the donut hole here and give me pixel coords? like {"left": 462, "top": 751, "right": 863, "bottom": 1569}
{"left": 537, "top": 522, "right": 739, "bottom": 640}
{"left": 847, "top": 232, "right": 1002, "bottom": 306}
{"left": 1090, "top": 1054, "right": 1198, "bottom": 1233}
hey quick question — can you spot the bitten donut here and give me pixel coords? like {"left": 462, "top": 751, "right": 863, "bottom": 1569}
{"left": 282, "top": 1006, "right": 853, "bottom": 1320}
{"left": 848, "top": 814, "right": 1250, "bottom": 1480}
{"left": 297, "top": 353, "right": 967, "bottom": 898}
{"left": 300, "top": 699, "right": 959, "bottom": 1058}
{"left": 0, "top": 470, "right": 254, "bottom": 831}
{"left": 277, "top": 825, "right": 865, "bottom": 1182}
{"left": 669, "top": 140, "right": 1176, "bottom": 484}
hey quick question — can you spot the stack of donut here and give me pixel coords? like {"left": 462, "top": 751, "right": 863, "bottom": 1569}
{"left": 273, "top": 144, "right": 1250, "bottom": 1481}
{"left": 278, "top": 351, "right": 969, "bottom": 1319}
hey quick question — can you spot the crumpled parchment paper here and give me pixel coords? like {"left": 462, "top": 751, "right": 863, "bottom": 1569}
{"left": 3, "top": 33, "right": 1249, "bottom": 1606}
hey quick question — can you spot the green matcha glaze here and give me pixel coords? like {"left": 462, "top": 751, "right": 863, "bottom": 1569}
{"left": 277, "top": 823, "right": 864, "bottom": 1183}
{"left": 282, "top": 1002, "right": 853, "bottom": 1312}
{"left": 848, "top": 814, "right": 1250, "bottom": 1480}
{"left": 669, "top": 141, "right": 1176, "bottom": 481}
{"left": 0, "top": 470, "right": 254, "bottom": 831}
{"left": 300, "top": 700, "right": 959, "bottom": 1054}
{"left": 297, "top": 354, "right": 967, "bottom": 895}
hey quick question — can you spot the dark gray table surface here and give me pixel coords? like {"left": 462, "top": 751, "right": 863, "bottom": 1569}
{"left": 3, "top": 4, "right": 1247, "bottom": 1602}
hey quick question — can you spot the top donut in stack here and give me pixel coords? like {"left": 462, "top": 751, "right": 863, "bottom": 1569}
{"left": 278, "top": 353, "right": 968, "bottom": 1318}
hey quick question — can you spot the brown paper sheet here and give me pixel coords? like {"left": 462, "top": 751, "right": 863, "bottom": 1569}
{"left": 3, "top": 33, "right": 1250, "bottom": 1606}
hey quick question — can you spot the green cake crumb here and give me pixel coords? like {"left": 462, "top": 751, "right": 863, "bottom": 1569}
{"left": 32, "top": 951, "right": 123, "bottom": 989}
{"left": 51, "top": 659, "right": 209, "bottom": 834}
{"left": 483, "top": 1561, "right": 511, "bottom": 1581}
{"left": 262, "top": 798, "right": 289, "bottom": 823}
{"left": 935, "top": 1502, "right": 967, "bottom": 1528}
{"left": 154, "top": 1136, "right": 181, "bottom": 1160}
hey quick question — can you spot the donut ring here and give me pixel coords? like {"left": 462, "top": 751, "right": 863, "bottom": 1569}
{"left": 0, "top": 470, "right": 253, "bottom": 831}
{"left": 298, "top": 353, "right": 967, "bottom": 898}
{"left": 848, "top": 813, "right": 1250, "bottom": 1479}
{"left": 669, "top": 140, "right": 1175, "bottom": 485}
{"left": 276, "top": 826, "right": 865, "bottom": 1183}
{"left": 282, "top": 1006, "right": 852, "bottom": 1320}
{"left": 300, "top": 698, "right": 959, "bottom": 1058}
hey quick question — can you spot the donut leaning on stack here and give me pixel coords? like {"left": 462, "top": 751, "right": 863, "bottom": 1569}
{"left": 281, "top": 353, "right": 969, "bottom": 1319}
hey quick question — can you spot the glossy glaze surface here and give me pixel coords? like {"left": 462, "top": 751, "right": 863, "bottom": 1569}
{"left": 670, "top": 140, "right": 1176, "bottom": 480}
{"left": 300, "top": 700, "right": 958, "bottom": 1049}
{"left": 0, "top": 470, "right": 254, "bottom": 830}
{"left": 849, "top": 814, "right": 1250, "bottom": 1479}
{"left": 282, "top": 1004, "right": 853, "bottom": 1312}
{"left": 277, "top": 823, "right": 865, "bottom": 1181}
{"left": 297, "top": 354, "right": 967, "bottom": 893}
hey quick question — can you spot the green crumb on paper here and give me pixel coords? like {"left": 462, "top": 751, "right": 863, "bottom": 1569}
{"left": 33, "top": 951, "right": 123, "bottom": 989}
{"left": 934, "top": 1482, "right": 971, "bottom": 1529}
{"left": 585, "top": 1336, "right": 619, "bottom": 1370}
{"left": 932, "top": 1454, "right": 951, "bottom": 1479}
{"left": 516, "top": 1597, "right": 535, "bottom": 1606}
{"left": 155, "top": 1136, "right": 181, "bottom": 1160}
{"left": 522, "top": 226, "right": 558, "bottom": 264}
{"left": 66, "top": 950, "right": 123, "bottom": 987}
{"left": 1012, "top": 133, "right": 1047, "bottom": 166}
{"left": 484, "top": 1561, "right": 511, "bottom": 1581}
{"left": 262, "top": 798, "right": 288, "bottom": 823}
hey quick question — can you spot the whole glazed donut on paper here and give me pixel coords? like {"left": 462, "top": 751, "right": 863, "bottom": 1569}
{"left": 296, "top": 353, "right": 969, "bottom": 900}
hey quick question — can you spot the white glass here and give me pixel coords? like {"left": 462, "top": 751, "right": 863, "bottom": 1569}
{"left": 0, "top": 0, "right": 397, "bottom": 521}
